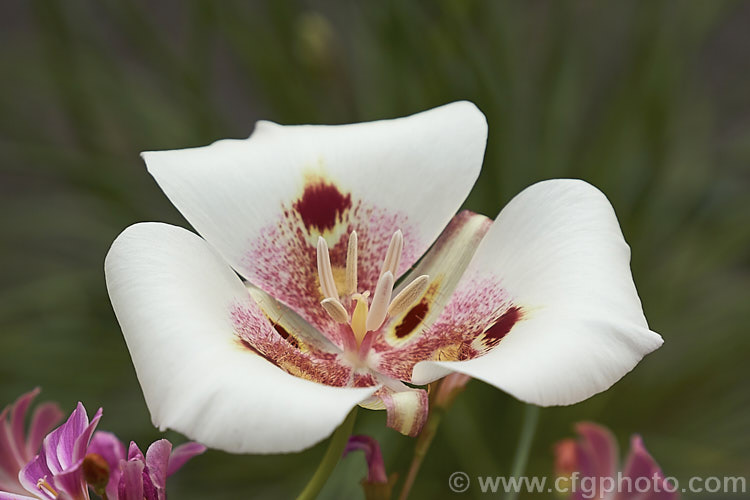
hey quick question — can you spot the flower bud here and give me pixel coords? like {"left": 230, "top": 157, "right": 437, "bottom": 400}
{"left": 432, "top": 372, "right": 471, "bottom": 409}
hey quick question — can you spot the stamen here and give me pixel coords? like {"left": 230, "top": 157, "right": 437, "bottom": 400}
{"left": 380, "top": 230, "right": 403, "bottom": 277}
{"left": 388, "top": 275, "right": 430, "bottom": 317}
{"left": 36, "top": 477, "right": 59, "bottom": 499}
{"left": 366, "top": 271, "right": 394, "bottom": 332}
{"left": 345, "top": 231, "right": 358, "bottom": 295}
{"left": 351, "top": 294, "right": 369, "bottom": 345}
{"left": 321, "top": 298, "right": 349, "bottom": 323}
{"left": 316, "top": 237, "right": 338, "bottom": 300}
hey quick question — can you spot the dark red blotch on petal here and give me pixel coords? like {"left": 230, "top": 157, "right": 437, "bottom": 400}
{"left": 394, "top": 300, "right": 430, "bottom": 338}
{"left": 483, "top": 306, "right": 522, "bottom": 345}
{"left": 293, "top": 180, "right": 352, "bottom": 232}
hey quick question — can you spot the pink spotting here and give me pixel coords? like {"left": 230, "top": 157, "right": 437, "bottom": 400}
{"left": 372, "top": 276, "right": 523, "bottom": 382}
{"left": 230, "top": 302, "right": 361, "bottom": 388}
{"left": 243, "top": 179, "right": 420, "bottom": 350}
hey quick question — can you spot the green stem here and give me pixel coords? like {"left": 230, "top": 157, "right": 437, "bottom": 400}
{"left": 296, "top": 407, "right": 358, "bottom": 500}
{"left": 505, "top": 404, "right": 540, "bottom": 500}
{"left": 397, "top": 407, "right": 444, "bottom": 500}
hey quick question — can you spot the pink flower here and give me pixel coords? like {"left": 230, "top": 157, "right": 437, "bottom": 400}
{"left": 1, "top": 402, "right": 102, "bottom": 500}
{"left": 0, "top": 389, "right": 64, "bottom": 496}
{"left": 106, "top": 102, "right": 663, "bottom": 453}
{"left": 555, "top": 422, "right": 679, "bottom": 500}
{"left": 86, "top": 431, "right": 205, "bottom": 500}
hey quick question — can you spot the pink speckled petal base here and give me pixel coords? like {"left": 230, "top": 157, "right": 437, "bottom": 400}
{"left": 142, "top": 102, "right": 487, "bottom": 349}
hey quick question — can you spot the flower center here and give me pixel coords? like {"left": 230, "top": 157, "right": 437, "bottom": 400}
{"left": 317, "top": 230, "right": 429, "bottom": 355}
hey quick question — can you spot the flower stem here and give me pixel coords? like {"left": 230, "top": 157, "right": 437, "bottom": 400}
{"left": 505, "top": 404, "right": 540, "bottom": 500}
{"left": 296, "top": 407, "right": 358, "bottom": 500}
{"left": 397, "top": 407, "right": 444, "bottom": 500}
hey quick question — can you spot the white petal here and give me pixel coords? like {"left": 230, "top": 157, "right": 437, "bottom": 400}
{"left": 141, "top": 102, "right": 487, "bottom": 349}
{"left": 412, "top": 180, "right": 663, "bottom": 406}
{"left": 105, "top": 223, "right": 376, "bottom": 453}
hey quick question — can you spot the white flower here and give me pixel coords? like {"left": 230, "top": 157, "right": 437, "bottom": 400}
{"left": 105, "top": 102, "right": 662, "bottom": 454}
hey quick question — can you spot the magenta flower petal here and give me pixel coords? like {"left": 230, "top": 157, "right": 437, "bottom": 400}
{"left": 127, "top": 441, "right": 144, "bottom": 462}
{"left": 556, "top": 424, "right": 679, "bottom": 500}
{"left": 17, "top": 453, "right": 52, "bottom": 497}
{"left": 53, "top": 458, "right": 88, "bottom": 500}
{"left": 91, "top": 436, "right": 204, "bottom": 500}
{"left": 88, "top": 431, "right": 126, "bottom": 498}
{"left": 88, "top": 432, "right": 126, "bottom": 468}
{"left": 343, "top": 435, "right": 388, "bottom": 484}
{"left": 144, "top": 439, "right": 171, "bottom": 492}
{"left": 17, "top": 403, "right": 101, "bottom": 500}
{"left": 0, "top": 420, "right": 23, "bottom": 493}
{"left": 0, "top": 492, "right": 37, "bottom": 500}
{"left": 0, "top": 389, "right": 63, "bottom": 495}
{"left": 42, "top": 403, "right": 91, "bottom": 474}
{"left": 118, "top": 459, "right": 144, "bottom": 500}
{"left": 574, "top": 422, "right": 619, "bottom": 489}
{"left": 8, "top": 392, "right": 37, "bottom": 460}
{"left": 72, "top": 408, "right": 102, "bottom": 465}
{"left": 166, "top": 442, "right": 206, "bottom": 477}
{"left": 619, "top": 436, "right": 678, "bottom": 500}
{"left": 26, "top": 404, "right": 64, "bottom": 460}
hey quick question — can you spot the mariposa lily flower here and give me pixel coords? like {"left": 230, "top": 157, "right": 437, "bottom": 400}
{"left": 555, "top": 422, "right": 678, "bottom": 499}
{"left": 86, "top": 431, "right": 205, "bottom": 500}
{"left": 0, "top": 389, "right": 64, "bottom": 496}
{"left": 1, "top": 403, "right": 102, "bottom": 500}
{"left": 105, "top": 101, "right": 663, "bottom": 453}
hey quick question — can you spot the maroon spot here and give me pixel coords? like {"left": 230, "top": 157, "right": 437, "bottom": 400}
{"left": 293, "top": 181, "right": 352, "bottom": 232}
{"left": 484, "top": 306, "right": 522, "bottom": 344}
{"left": 394, "top": 300, "right": 430, "bottom": 338}
{"left": 272, "top": 323, "right": 300, "bottom": 349}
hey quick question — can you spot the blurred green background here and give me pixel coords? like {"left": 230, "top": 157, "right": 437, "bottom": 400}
{"left": 1, "top": 1, "right": 748, "bottom": 498}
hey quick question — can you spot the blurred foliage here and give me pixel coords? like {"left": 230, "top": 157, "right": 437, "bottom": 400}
{"left": 1, "top": 1, "right": 749, "bottom": 498}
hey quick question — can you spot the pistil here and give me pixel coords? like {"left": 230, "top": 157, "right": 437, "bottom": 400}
{"left": 351, "top": 293, "right": 369, "bottom": 345}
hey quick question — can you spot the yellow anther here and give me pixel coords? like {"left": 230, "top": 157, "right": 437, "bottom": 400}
{"left": 36, "top": 477, "right": 59, "bottom": 498}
